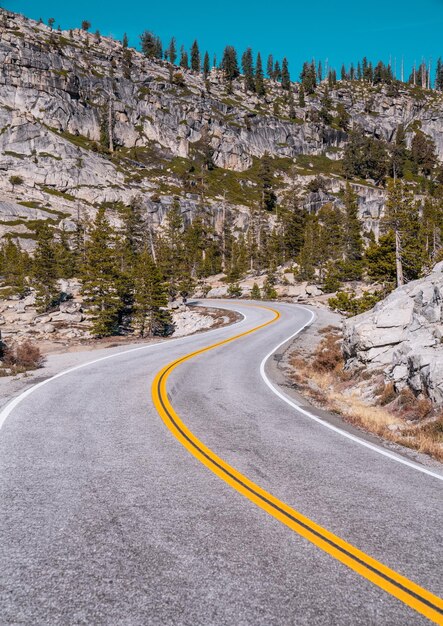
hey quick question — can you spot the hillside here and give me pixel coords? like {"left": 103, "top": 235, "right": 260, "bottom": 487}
{"left": 1, "top": 7, "right": 443, "bottom": 247}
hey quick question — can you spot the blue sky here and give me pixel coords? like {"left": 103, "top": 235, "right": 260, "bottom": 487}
{"left": 4, "top": 0, "right": 443, "bottom": 79}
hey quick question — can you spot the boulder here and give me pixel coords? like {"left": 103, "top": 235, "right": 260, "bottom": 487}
{"left": 343, "top": 264, "right": 443, "bottom": 405}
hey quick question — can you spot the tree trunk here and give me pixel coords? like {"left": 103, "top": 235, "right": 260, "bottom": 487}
{"left": 108, "top": 98, "right": 114, "bottom": 153}
{"left": 395, "top": 229, "right": 404, "bottom": 287}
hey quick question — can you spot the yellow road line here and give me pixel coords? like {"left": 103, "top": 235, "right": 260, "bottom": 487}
{"left": 151, "top": 305, "right": 443, "bottom": 624}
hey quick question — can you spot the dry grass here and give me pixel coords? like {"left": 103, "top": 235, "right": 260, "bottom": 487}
{"left": 289, "top": 329, "right": 443, "bottom": 463}
{"left": 1, "top": 340, "right": 45, "bottom": 375}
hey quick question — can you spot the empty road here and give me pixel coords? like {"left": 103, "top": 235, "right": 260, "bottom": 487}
{"left": 1, "top": 301, "right": 442, "bottom": 625}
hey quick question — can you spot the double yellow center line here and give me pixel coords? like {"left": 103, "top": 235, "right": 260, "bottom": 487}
{"left": 151, "top": 306, "right": 443, "bottom": 624}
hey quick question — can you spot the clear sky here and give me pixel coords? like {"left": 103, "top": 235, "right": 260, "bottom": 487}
{"left": 3, "top": 0, "right": 443, "bottom": 79}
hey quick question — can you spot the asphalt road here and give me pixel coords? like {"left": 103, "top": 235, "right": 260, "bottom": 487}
{"left": 1, "top": 301, "right": 442, "bottom": 625}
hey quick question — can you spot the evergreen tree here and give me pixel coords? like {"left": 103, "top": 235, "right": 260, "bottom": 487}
{"left": 167, "top": 37, "right": 177, "bottom": 65}
{"left": 32, "top": 223, "right": 59, "bottom": 312}
{"left": 222, "top": 46, "right": 240, "bottom": 83}
{"left": 241, "top": 48, "right": 255, "bottom": 92}
{"left": 343, "top": 129, "right": 388, "bottom": 184}
{"left": 250, "top": 282, "right": 261, "bottom": 299}
{"left": 259, "top": 153, "right": 276, "bottom": 211}
{"left": 203, "top": 51, "right": 210, "bottom": 78}
{"left": 120, "top": 198, "right": 146, "bottom": 264}
{"left": 255, "top": 52, "right": 265, "bottom": 95}
{"left": 317, "top": 60, "right": 323, "bottom": 82}
{"left": 288, "top": 90, "right": 296, "bottom": 119}
{"left": 342, "top": 183, "right": 363, "bottom": 278}
{"left": 298, "top": 84, "right": 306, "bottom": 107}
{"left": 336, "top": 103, "right": 350, "bottom": 130}
{"left": 381, "top": 179, "right": 422, "bottom": 286}
{"left": 263, "top": 270, "right": 277, "bottom": 300}
{"left": 158, "top": 199, "right": 185, "bottom": 300}
{"left": 266, "top": 54, "right": 274, "bottom": 79}
{"left": 122, "top": 33, "right": 128, "bottom": 48}
{"left": 411, "top": 130, "right": 436, "bottom": 176}
{"left": 281, "top": 57, "right": 290, "bottom": 90}
{"left": 300, "top": 61, "right": 317, "bottom": 94}
{"left": 191, "top": 39, "right": 201, "bottom": 72}
{"left": 365, "top": 232, "right": 397, "bottom": 285}
{"left": 0, "top": 239, "right": 29, "bottom": 294}
{"left": 273, "top": 60, "right": 281, "bottom": 81}
{"left": 390, "top": 124, "right": 408, "bottom": 179}
{"left": 140, "top": 31, "right": 162, "bottom": 59}
{"left": 298, "top": 215, "right": 320, "bottom": 280}
{"left": 435, "top": 58, "right": 443, "bottom": 91}
{"left": 132, "top": 248, "right": 171, "bottom": 337}
{"left": 81, "top": 207, "right": 123, "bottom": 337}
{"left": 179, "top": 46, "right": 189, "bottom": 69}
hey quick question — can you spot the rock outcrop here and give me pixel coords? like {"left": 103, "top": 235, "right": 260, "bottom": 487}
{"left": 343, "top": 263, "right": 443, "bottom": 405}
{"left": 1, "top": 8, "right": 442, "bottom": 244}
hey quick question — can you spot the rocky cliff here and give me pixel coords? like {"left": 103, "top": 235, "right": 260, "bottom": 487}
{"left": 343, "top": 263, "right": 443, "bottom": 405}
{"left": 1, "top": 8, "right": 443, "bottom": 245}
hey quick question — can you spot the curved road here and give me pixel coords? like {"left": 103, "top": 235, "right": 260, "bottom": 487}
{"left": 1, "top": 301, "right": 442, "bottom": 625}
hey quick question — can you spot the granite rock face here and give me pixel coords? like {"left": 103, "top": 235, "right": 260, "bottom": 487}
{"left": 1, "top": 8, "right": 442, "bottom": 243}
{"left": 343, "top": 263, "right": 443, "bottom": 405}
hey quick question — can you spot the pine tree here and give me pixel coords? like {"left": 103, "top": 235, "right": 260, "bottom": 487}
{"left": 288, "top": 90, "right": 296, "bottom": 119}
{"left": 381, "top": 179, "right": 424, "bottom": 287}
{"left": 266, "top": 54, "right": 274, "bottom": 79}
{"left": 241, "top": 48, "right": 255, "bottom": 92}
{"left": 390, "top": 124, "right": 408, "bottom": 178}
{"left": 411, "top": 130, "right": 436, "bottom": 176}
{"left": 221, "top": 46, "right": 240, "bottom": 84}
{"left": 81, "top": 207, "right": 123, "bottom": 337}
{"left": 255, "top": 52, "right": 265, "bottom": 95}
{"left": 250, "top": 282, "right": 261, "bottom": 299}
{"left": 191, "top": 39, "right": 201, "bottom": 72}
{"left": 298, "top": 84, "right": 306, "bottom": 107}
{"left": 132, "top": 248, "right": 170, "bottom": 337}
{"left": 263, "top": 270, "right": 277, "bottom": 300}
{"left": 158, "top": 198, "right": 185, "bottom": 300}
{"left": 203, "top": 51, "right": 210, "bottom": 78}
{"left": 273, "top": 60, "right": 281, "bottom": 81}
{"left": 32, "top": 223, "right": 59, "bottom": 312}
{"left": 167, "top": 37, "right": 177, "bottom": 65}
{"left": 317, "top": 61, "right": 323, "bottom": 82}
{"left": 365, "top": 232, "right": 397, "bottom": 285}
{"left": 259, "top": 152, "right": 276, "bottom": 211}
{"left": 435, "top": 58, "right": 443, "bottom": 91}
{"left": 298, "top": 216, "right": 320, "bottom": 280}
{"left": 120, "top": 197, "right": 146, "bottom": 265}
{"left": 342, "top": 183, "right": 363, "bottom": 279}
{"left": 300, "top": 61, "right": 316, "bottom": 94}
{"left": 122, "top": 33, "right": 128, "bottom": 48}
{"left": 140, "top": 31, "right": 162, "bottom": 59}
{"left": 179, "top": 46, "right": 189, "bottom": 69}
{"left": 281, "top": 57, "right": 290, "bottom": 90}
{"left": 0, "top": 239, "right": 29, "bottom": 294}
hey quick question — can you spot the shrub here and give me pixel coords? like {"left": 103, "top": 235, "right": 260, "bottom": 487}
{"left": 379, "top": 382, "right": 396, "bottom": 406}
{"left": 312, "top": 333, "right": 343, "bottom": 372}
{"left": 3, "top": 341, "right": 45, "bottom": 370}
{"left": 227, "top": 283, "right": 242, "bottom": 298}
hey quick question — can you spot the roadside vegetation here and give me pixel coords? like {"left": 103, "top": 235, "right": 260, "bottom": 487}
{"left": 0, "top": 339, "right": 45, "bottom": 376}
{"left": 289, "top": 327, "right": 443, "bottom": 462}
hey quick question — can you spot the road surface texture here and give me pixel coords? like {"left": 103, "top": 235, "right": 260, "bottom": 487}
{"left": 1, "top": 301, "right": 442, "bottom": 625}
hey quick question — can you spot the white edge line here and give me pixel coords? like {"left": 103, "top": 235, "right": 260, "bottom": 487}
{"left": 0, "top": 306, "right": 248, "bottom": 432}
{"left": 259, "top": 304, "right": 443, "bottom": 483}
